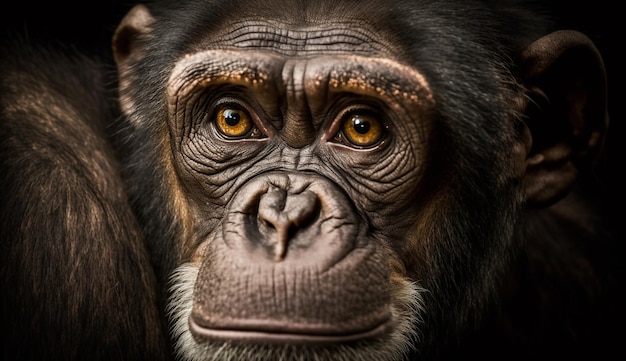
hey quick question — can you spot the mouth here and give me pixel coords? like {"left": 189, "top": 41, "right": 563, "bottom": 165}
{"left": 168, "top": 263, "right": 425, "bottom": 361}
{"left": 188, "top": 315, "right": 393, "bottom": 345}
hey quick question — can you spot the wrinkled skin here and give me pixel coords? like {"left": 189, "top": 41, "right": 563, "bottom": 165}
{"left": 1, "top": 1, "right": 623, "bottom": 360}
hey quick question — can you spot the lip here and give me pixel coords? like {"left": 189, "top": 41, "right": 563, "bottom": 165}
{"left": 188, "top": 314, "right": 393, "bottom": 345}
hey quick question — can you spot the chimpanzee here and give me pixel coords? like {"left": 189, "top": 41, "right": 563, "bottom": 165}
{"left": 1, "top": 0, "right": 623, "bottom": 360}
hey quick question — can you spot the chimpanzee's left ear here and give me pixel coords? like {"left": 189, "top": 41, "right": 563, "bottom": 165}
{"left": 518, "top": 30, "right": 608, "bottom": 207}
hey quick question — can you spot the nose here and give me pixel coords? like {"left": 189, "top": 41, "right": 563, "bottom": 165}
{"left": 222, "top": 172, "right": 360, "bottom": 268}
{"left": 257, "top": 189, "right": 319, "bottom": 261}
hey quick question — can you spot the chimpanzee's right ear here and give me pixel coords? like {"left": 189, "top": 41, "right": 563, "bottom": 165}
{"left": 112, "top": 5, "right": 155, "bottom": 116}
{"left": 112, "top": 4, "right": 155, "bottom": 69}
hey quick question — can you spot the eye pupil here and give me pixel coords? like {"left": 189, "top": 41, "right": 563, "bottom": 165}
{"left": 223, "top": 109, "right": 240, "bottom": 126}
{"left": 352, "top": 117, "right": 370, "bottom": 134}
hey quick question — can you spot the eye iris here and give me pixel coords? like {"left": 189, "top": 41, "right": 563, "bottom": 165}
{"left": 342, "top": 114, "right": 382, "bottom": 146}
{"left": 216, "top": 107, "right": 252, "bottom": 137}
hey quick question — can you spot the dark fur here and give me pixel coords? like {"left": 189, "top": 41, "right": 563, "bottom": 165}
{"left": 1, "top": 1, "right": 624, "bottom": 360}
{"left": 0, "top": 41, "right": 171, "bottom": 360}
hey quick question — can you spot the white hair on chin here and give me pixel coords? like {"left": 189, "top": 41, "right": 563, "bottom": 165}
{"left": 167, "top": 263, "right": 426, "bottom": 361}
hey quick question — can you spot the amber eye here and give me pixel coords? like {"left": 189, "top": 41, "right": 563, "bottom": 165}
{"left": 341, "top": 114, "right": 384, "bottom": 147}
{"left": 215, "top": 106, "right": 253, "bottom": 138}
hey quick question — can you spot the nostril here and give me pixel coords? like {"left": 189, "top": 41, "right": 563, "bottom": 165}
{"left": 287, "top": 223, "right": 298, "bottom": 241}
{"left": 264, "top": 220, "right": 275, "bottom": 230}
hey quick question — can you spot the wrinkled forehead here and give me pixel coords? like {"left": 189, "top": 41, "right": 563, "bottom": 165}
{"left": 196, "top": 17, "right": 402, "bottom": 58}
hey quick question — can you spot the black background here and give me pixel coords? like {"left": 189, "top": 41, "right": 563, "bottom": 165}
{"left": 1, "top": 0, "right": 623, "bottom": 231}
